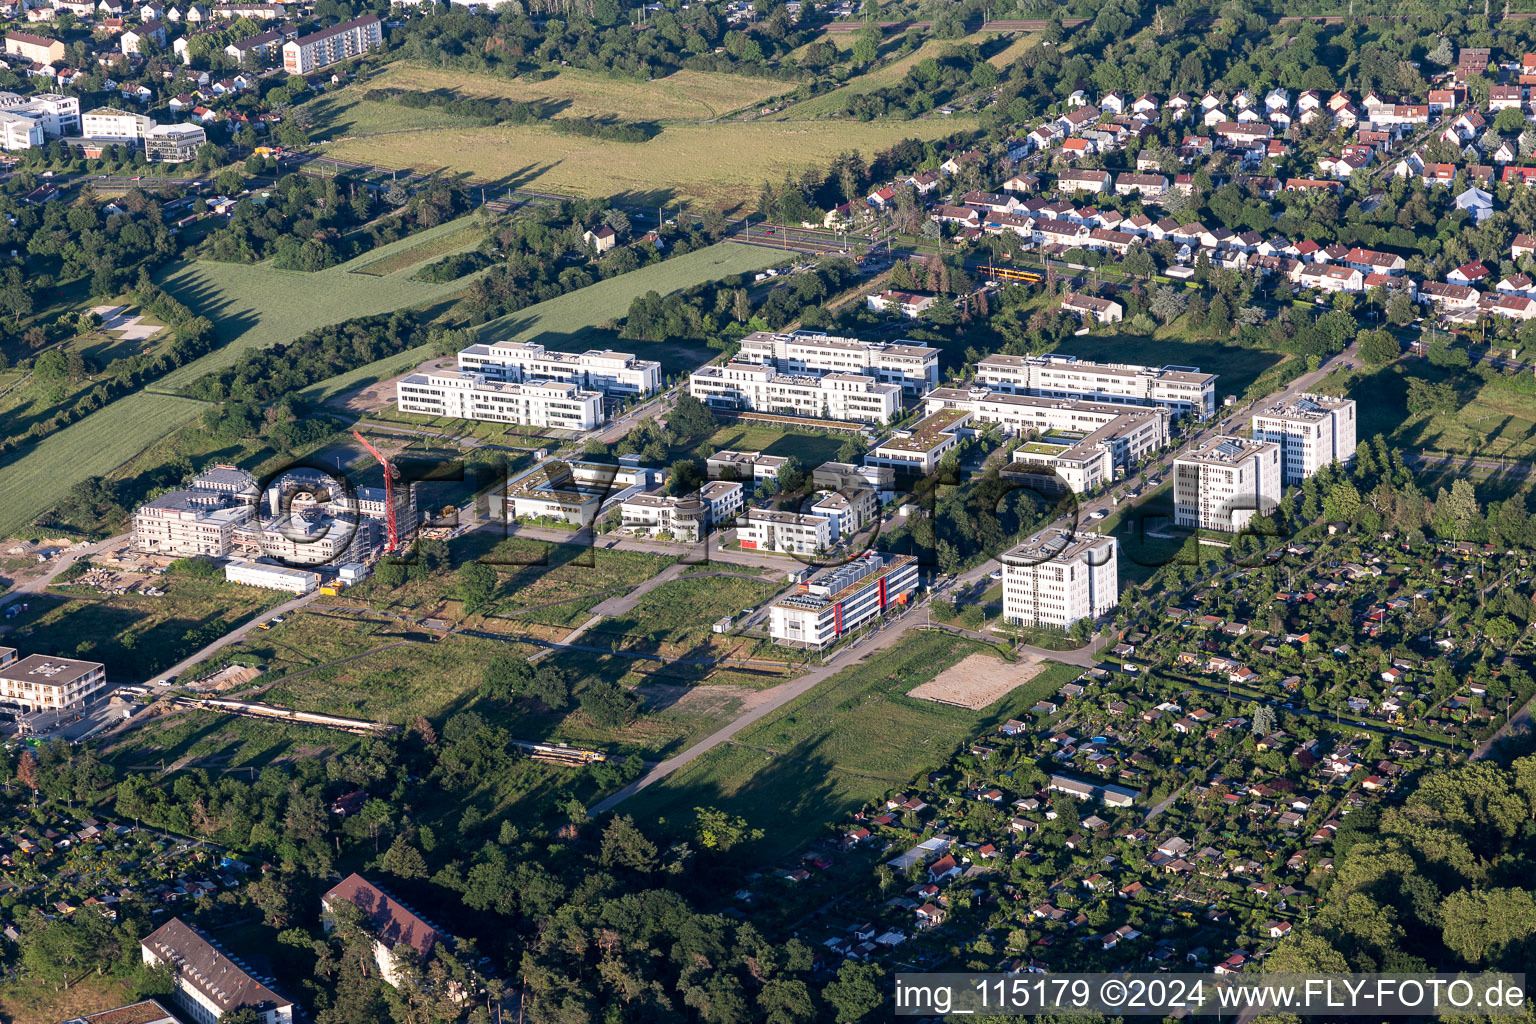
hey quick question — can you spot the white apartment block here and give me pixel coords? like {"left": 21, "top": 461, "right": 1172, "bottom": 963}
{"left": 769, "top": 552, "right": 918, "bottom": 648}
{"left": 1001, "top": 528, "right": 1118, "bottom": 628}
{"left": 82, "top": 106, "right": 155, "bottom": 142}
{"left": 923, "top": 387, "right": 1169, "bottom": 492}
{"left": 132, "top": 465, "right": 258, "bottom": 557}
{"left": 1250, "top": 393, "right": 1357, "bottom": 484}
{"left": 142, "top": 917, "right": 294, "bottom": 1024}
{"left": 0, "top": 649, "right": 107, "bottom": 712}
{"left": 737, "top": 508, "right": 832, "bottom": 554}
{"left": 735, "top": 329, "right": 940, "bottom": 395}
{"left": 974, "top": 353, "right": 1217, "bottom": 419}
{"left": 281, "top": 13, "right": 382, "bottom": 73}
{"left": 396, "top": 371, "right": 604, "bottom": 431}
{"left": 0, "top": 111, "right": 41, "bottom": 150}
{"left": 810, "top": 485, "right": 878, "bottom": 541}
{"left": 1173, "top": 436, "right": 1282, "bottom": 532}
{"left": 689, "top": 363, "right": 901, "bottom": 424}
{"left": 457, "top": 340, "right": 661, "bottom": 398}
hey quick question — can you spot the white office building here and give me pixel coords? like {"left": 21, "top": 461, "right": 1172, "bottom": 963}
{"left": 1001, "top": 528, "right": 1118, "bottom": 628}
{"left": 768, "top": 552, "right": 918, "bottom": 648}
{"left": 866, "top": 408, "right": 969, "bottom": 475}
{"left": 144, "top": 123, "right": 206, "bottom": 162}
{"left": 737, "top": 508, "right": 832, "bottom": 554}
{"left": 923, "top": 387, "right": 1169, "bottom": 493}
{"left": 457, "top": 339, "right": 661, "bottom": 398}
{"left": 619, "top": 480, "right": 742, "bottom": 542}
{"left": 689, "top": 363, "right": 901, "bottom": 424}
{"left": 1250, "top": 393, "right": 1357, "bottom": 484}
{"left": 132, "top": 465, "right": 259, "bottom": 557}
{"left": 1173, "top": 436, "right": 1283, "bottom": 532}
{"left": 0, "top": 111, "right": 41, "bottom": 150}
{"left": 735, "top": 329, "right": 940, "bottom": 396}
{"left": 81, "top": 106, "right": 155, "bottom": 142}
{"left": 974, "top": 353, "right": 1217, "bottom": 419}
{"left": 396, "top": 371, "right": 604, "bottom": 431}
{"left": 224, "top": 560, "right": 321, "bottom": 595}
{"left": 0, "top": 649, "right": 108, "bottom": 712}
{"left": 1, "top": 92, "right": 80, "bottom": 137}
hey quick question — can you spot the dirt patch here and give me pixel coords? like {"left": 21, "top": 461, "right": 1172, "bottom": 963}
{"left": 907, "top": 651, "right": 1048, "bottom": 710}
{"left": 196, "top": 664, "right": 262, "bottom": 692}
{"left": 633, "top": 681, "right": 774, "bottom": 717}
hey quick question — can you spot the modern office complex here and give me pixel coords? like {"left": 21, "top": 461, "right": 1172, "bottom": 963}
{"left": 396, "top": 371, "right": 604, "bottom": 431}
{"left": 866, "top": 408, "right": 969, "bottom": 475}
{"left": 0, "top": 648, "right": 107, "bottom": 712}
{"left": 1250, "top": 393, "right": 1357, "bottom": 484}
{"left": 619, "top": 480, "right": 743, "bottom": 543}
{"left": 132, "top": 465, "right": 259, "bottom": 557}
{"left": 689, "top": 363, "right": 902, "bottom": 424}
{"left": 1173, "top": 436, "right": 1283, "bottom": 532}
{"left": 0, "top": 91, "right": 79, "bottom": 137}
{"left": 456, "top": 340, "right": 662, "bottom": 398}
{"left": 923, "top": 387, "right": 1169, "bottom": 493}
{"left": 144, "top": 123, "right": 206, "bottom": 162}
{"left": 1001, "top": 528, "right": 1118, "bottom": 627}
{"left": 735, "top": 329, "right": 940, "bottom": 395}
{"left": 81, "top": 107, "right": 155, "bottom": 142}
{"left": 973, "top": 353, "right": 1217, "bottom": 419}
{"left": 490, "top": 458, "right": 661, "bottom": 526}
{"left": 281, "top": 13, "right": 382, "bottom": 73}
{"left": 768, "top": 552, "right": 918, "bottom": 648}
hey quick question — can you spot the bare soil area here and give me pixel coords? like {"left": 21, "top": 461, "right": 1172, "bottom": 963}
{"left": 907, "top": 651, "right": 1047, "bottom": 710}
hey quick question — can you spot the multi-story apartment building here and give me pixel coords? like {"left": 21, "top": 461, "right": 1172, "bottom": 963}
{"left": 689, "top": 363, "right": 901, "bottom": 424}
{"left": 144, "top": 123, "right": 206, "bottom": 162}
{"left": 768, "top": 552, "right": 918, "bottom": 648}
{"left": 619, "top": 480, "right": 743, "bottom": 542}
{"left": 865, "top": 407, "right": 969, "bottom": 476}
{"left": 923, "top": 387, "right": 1169, "bottom": 493}
{"left": 82, "top": 106, "right": 156, "bottom": 142}
{"left": 1173, "top": 436, "right": 1282, "bottom": 532}
{"left": 281, "top": 13, "right": 382, "bottom": 73}
{"left": 0, "top": 650, "right": 107, "bottom": 711}
{"left": 810, "top": 485, "right": 878, "bottom": 541}
{"left": 1001, "top": 528, "right": 1118, "bottom": 627}
{"left": 974, "top": 353, "right": 1217, "bottom": 419}
{"left": 396, "top": 371, "right": 604, "bottom": 431}
{"left": 3, "top": 32, "right": 64, "bottom": 65}
{"left": 737, "top": 508, "right": 832, "bottom": 554}
{"left": 456, "top": 340, "right": 662, "bottom": 398}
{"left": 734, "top": 329, "right": 940, "bottom": 395}
{"left": 142, "top": 917, "right": 294, "bottom": 1023}
{"left": 321, "top": 874, "right": 442, "bottom": 990}
{"left": 132, "top": 466, "right": 259, "bottom": 557}
{"left": 1250, "top": 393, "right": 1357, "bottom": 484}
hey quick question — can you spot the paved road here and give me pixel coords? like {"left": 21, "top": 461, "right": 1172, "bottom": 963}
{"left": 1474, "top": 691, "right": 1535, "bottom": 759}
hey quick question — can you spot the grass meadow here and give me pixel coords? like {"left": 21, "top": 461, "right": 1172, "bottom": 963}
{"left": 628, "top": 631, "right": 1083, "bottom": 855}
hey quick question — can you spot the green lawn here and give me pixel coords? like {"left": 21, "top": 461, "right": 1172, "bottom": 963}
{"left": 1332, "top": 360, "right": 1536, "bottom": 462}
{"left": 691, "top": 422, "right": 853, "bottom": 466}
{"left": 627, "top": 632, "right": 1083, "bottom": 855}
{"left": 588, "top": 574, "right": 779, "bottom": 649}
{"left": 1052, "top": 326, "right": 1287, "bottom": 400}
{"left": 0, "top": 392, "right": 208, "bottom": 538}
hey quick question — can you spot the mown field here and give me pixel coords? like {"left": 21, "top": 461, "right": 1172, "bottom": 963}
{"left": 321, "top": 118, "right": 969, "bottom": 207}
{"left": 628, "top": 632, "right": 1083, "bottom": 855}
{"left": 1333, "top": 359, "right": 1536, "bottom": 462}
{"left": 155, "top": 214, "right": 497, "bottom": 388}
{"left": 1052, "top": 326, "right": 1288, "bottom": 401}
{"left": 0, "top": 392, "right": 207, "bottom": 538}
{"left": 314, "top": 63, "right": 792, "bottom": 140}
{"left": 350, "top": 221, "right": 485, "bottom": 276}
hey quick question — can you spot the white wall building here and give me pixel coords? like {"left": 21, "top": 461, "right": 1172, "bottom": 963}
{"left": 1173, "top": 436, "right": 1283, "bottom": 532}
{"left": 224, "top": 560, "right": 320, "bottom": 595}
{"left": 321, "top": 874, "right": 441, "bottom": 990}
{"left": 396, "top": 371, "right": 604, "bottom": 431}
{"left": 132, "top": 465, "right": 258, "bottom": 557}
{"left": 0, "top": 649, "right": 107, "bottom": 712}
{"left": 737, "top": 508, "right": 832, "bottom": 554}
{"left": 1250, "top": 393, "right": 1357, "bottom": 484}
{"left": 142, "top": 917, "right": 294, "bottom": 1024}
{"left": 619, "top": 480, "right": 742, "bottom": 542}
{"left": 281, "top": 13, "right": 382, "bottom": 73}
{"left": 1001, "top": 528, "right": 1118, "bottom": 628}
{"left": 735, "top": 329, "right": 940, "bottom": 396}
{"left": 0, "top": 111, "right": 42, "bottom": 150}
{"left": 768, "top": 552, "right": 918, "bottom": 648}
{"left": 974, "top": 353, "right": 1217, "bottom": 419}
{"left": 866, "top": 408, "right": 969, "bottom": 475}
{"left": 82, "top": 106, "right": 155, "bottom": 142}
{"left": 457, "top": 339, "right": 661, "bottom": 398}
{"left": 689, "top": 363, "right": 901, "bottom": 424}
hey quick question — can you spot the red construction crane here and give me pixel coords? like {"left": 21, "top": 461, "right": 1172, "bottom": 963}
{"left": 352, "top": 430, "right": 400, "bottom": 552}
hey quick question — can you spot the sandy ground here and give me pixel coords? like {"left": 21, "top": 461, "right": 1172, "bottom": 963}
{"left": 90, "top": 304, "right": 163, "bottom": 342}
{"left": 333, "top": 356, "right": 455, "bottom": 414}
{"left": 908, "top": 650, "right": 1049, "bottom": 710}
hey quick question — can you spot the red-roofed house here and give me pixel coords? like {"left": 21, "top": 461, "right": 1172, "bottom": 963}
{"left": 322, "top": 874, "right": 442, "bottom": 988}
